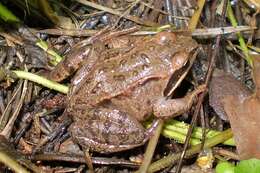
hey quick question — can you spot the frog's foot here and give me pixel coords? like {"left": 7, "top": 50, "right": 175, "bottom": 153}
{"left": 153, "top": 84, "right": 206, "bottom": 119}
{"left": 69, "top": 107, "right": 148, "bottom": 153}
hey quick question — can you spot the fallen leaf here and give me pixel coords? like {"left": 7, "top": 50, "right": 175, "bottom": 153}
{"left": 209, "top": 70, "right": 251, "bottom": 121}
{"left": 223, "top": 54, "right": 260, "bottom": 159}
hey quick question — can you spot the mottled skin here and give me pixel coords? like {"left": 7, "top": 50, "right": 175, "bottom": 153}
{"left": 50, "top": 32, "right": 202, "bottom": 153}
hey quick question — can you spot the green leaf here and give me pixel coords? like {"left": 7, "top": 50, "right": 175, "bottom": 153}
{"left": 0, "top": 2, "right": 20, "bottom": 23}
{"left": 235, "top": 159, "right": 260, "bottom": 173}
{"left": 216, "top": 162, "right": 235, "bottom": 173}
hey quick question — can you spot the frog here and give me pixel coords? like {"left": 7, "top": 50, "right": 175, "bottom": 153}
{"left": 48, "top": 31, "right": 204, "bottom": 153}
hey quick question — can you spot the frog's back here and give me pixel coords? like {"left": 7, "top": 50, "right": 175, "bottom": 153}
{"left": 69, "top": 39, "right": 173, "bottom": 106}
{"left": 69, "top": 33, "right": 197, "bottom": 109}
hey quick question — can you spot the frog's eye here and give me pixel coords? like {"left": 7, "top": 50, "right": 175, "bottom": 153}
{"left": 154, "top": 32, "right": 176, "bottom": 45}
{"left": 171, "top": 51, "right": 189, "bottom": 70}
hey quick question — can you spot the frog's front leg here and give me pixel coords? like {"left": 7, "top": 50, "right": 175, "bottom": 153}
{"left": 69, "top": 106, "right": 150, "bottom": 153}
{"left": 48, "top": 28, "right": 110, "bottom": 82}
{"left": 153, "top": 85, "right": 206, "bottom": 119}
{"left": 48, "top": 45, "right": 92, "bottom": 82}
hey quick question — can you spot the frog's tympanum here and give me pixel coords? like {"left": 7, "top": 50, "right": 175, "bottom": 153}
{"left": 49, "top": 32, "right": 204, "bottom": 153}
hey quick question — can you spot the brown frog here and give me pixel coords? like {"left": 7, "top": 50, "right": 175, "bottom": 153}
{"left": 49, "top": 31, "right": 204, "bottom": 153}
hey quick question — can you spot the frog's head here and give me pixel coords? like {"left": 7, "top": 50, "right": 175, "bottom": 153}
{"left": 162, "top": 34, "right": 198, "bottom": 96}
{"left": 153, "top": 32, "right": 198, "bottom": 72}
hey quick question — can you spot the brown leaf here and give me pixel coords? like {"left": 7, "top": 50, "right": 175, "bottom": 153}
{"left": 209, "top": 70, "right": 251, "bottom": 121}
{"left": 223, "top": 54, "right": 260, "bottom": 159}
{"left": 223, "top": 95, "right": 260, "bottom": 159}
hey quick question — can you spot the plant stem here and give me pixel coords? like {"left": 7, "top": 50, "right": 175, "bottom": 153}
{"left": 38, "top": 0, "right": 59, "bottom": 24}
{"left": 0, "top": 151, "right": 29, "bottom": 173}
{"left": 163, "top": 120, "right": 235, "bottom": 146}
{"left": 36, "top": 40, "right": 63, "bottom": 65}
{"left": 188, "top": 0, "right": 205, "bottom": 31}
{"left": 137, "top": 120, "right": 164, "bottom": 173}
{"left": 0, "top": 2, "right": 20, "bottom": 23}
{"left": 147, "top": 129, "right": 233, "bottom": 173}
{"left": 12, "top": 70, "right": 69, "bottom": 94}
{"left": 227, "top": 0, "right": 252, "bottom": 66}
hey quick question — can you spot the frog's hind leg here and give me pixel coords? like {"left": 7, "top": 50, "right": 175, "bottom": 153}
{"left": 69, "top": 106, "right": 148, "bottom": 153}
